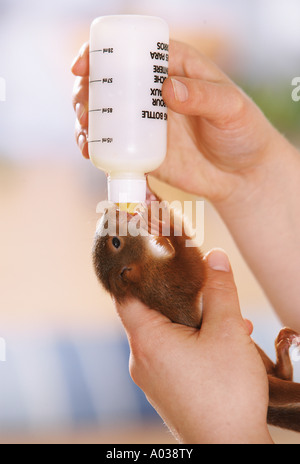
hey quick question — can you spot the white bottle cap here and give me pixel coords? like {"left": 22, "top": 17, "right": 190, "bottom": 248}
{"left": 108, "top": 176, "right": 147, "bottom": 203}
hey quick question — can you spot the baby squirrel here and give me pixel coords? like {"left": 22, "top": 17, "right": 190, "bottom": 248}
{"left": 93, "top": 181, "right": 300, "bottom": 433}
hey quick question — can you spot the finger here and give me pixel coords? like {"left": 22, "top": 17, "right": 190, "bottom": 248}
{"left": 114, "top": 299, "right": 171, "bottom": 341}
{"left": 75, "top": 102, "right": 88, "bottom": 128}
{"left": 72, "top": 76, "right": 89, "bottom": 111}
{"left": 244, "top": 318, "right": 254, "bottom": 336}
{"left": 114, "top": 299, "right": 176, "bottom": 391}
{"left": 162, "top": 76, "right": 245, "bottom": 124}
{"left": 72, "top": 76, "right": 89, "bottom": 129}
{"left": 168, "top": 40, "right": 226, "bottom": 82}
{"left": 201, "top": 249, "right": 244, "bottom": 330}
{"left": 71, "top": 41, "right": 90, "bottom": 76}
{"left": 75, "top": 119, "right": 89, "bottom": 159}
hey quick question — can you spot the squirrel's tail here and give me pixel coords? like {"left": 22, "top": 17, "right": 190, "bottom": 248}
{"left": 268, "top": 405, "right": 300, "bottom": 432}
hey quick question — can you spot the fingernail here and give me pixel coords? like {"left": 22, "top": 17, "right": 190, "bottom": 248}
{"left": 71, "top": 44, "right": 87, "bottom": 70}
{"left": 78, "top": 42, "right": 88, "bottom": 58}
{"left": 207, "top": 249, "right": 231, "bottom": 272}
{"left": 76, "top": 102, "right": 85, "bottom": 123}
{"left": 171, "top": 78, "right": 189, "bottom": 102}
{"left": 78, "top": 133, "right": 87, "bottom": 152}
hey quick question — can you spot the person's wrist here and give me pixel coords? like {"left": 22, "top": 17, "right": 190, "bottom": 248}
{"left": 253, "top": 427, "right": 274, "bottom": 445}
{"left": 212, "top": 131, "right": 300, "bottom": 221}
{"left": 181, "top": 424, "right": 274, "bottom": 444}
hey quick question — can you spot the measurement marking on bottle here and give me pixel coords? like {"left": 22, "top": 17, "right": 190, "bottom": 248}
{"left": 90, "top": 78, "right": 113, "bottom": 84}
{"left": 89, "top": 108, "right": 113, "bottom": 113}
{"left": 90, "top": 48, "right": 114, "bottom": 54}
{"left": 88, "top": 138, "right": 113, "bottom": 144}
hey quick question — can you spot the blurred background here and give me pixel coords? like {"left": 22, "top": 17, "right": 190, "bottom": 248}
{"left": 0, "top": 0, "right": 300, "bottom": 444}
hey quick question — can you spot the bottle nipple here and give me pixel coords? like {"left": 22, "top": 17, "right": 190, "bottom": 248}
{"left": 116, "top": 203, "right": 140, "bottom": 214}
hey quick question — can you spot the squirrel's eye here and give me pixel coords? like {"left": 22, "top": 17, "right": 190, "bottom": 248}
{"left": 112, "top": 237, "right": 121, "bottom": 249}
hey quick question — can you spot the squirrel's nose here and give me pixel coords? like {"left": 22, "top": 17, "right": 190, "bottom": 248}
{"left": 120, "top": 267, "right": 132, "bottom": 281}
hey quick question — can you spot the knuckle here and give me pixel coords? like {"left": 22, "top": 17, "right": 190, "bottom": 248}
{"left": 72, "top": 93, "right": 78, "bottom": 110}
{"left": 216, "top": 84, "right": 247, "bottom": 126}
{"left": 129, "top": 323, "right": 163, "bottom": 367}
{"left": 128, "top": 337, "right": 151, "bottom": 387}
{"left": 72, "top": 76, "right": 89, "bottom": 109}
{"left": 129, "top": 329, "right": 153, "bottom": 362}
{"left": 213, "top": 316, "right": 248, "bottom": 345}
{"left": 72, "top": 76, "right": 82, "bottom": 97}
{"left": 228, "top": 86, "right": 247, "bottom": 119}
{"left": 217, "top": 314, "right": 244, "bottom": 335}
{"left": 129, "top": 333, "right": 144, "bottom": 360}
{"left": 74, "top": 119, "right": 82, "bottom": 140}
{"left": 129, "top": 325, "right": 168, "bottom": 388}
{"left": 128, "top": 354, "right": 140, "bottom": 385}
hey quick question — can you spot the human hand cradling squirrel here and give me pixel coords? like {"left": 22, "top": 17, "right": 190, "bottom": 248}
{"left": 114, "top": 249, "right": 273, "bottom": 444}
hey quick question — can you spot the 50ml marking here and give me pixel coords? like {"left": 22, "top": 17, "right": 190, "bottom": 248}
{"left": 90, "top": 48, "right": 114, "bottom": 54}
{"left": 0, "top": 77, "right": 6, "bottom": 101}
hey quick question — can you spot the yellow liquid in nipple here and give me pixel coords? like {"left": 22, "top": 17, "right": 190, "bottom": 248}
{"left": 116, "top": 203, "right": 140, "bottom": 214}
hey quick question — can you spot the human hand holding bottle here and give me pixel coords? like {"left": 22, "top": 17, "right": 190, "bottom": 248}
{"left": 72, "top": 39, "right": 300, "bottom": 329}
{"left": 72, "top": 39, "right": 285, "bottom": 204}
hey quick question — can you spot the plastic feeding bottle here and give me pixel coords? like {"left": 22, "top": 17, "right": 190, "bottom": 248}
{"left": 89, "top": 15, "right": 169, "bottom": 205}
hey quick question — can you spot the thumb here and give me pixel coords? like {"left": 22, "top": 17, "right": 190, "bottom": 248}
{"left": 201, "top": 249, "right": 246, "bottom": 332}
{"left": 162, "top": 76, "right": 243, "bottom": 122}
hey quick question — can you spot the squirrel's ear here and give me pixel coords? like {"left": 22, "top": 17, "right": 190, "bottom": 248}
{"left": 147, "top": 236, "right": 175, "bottom": 259}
